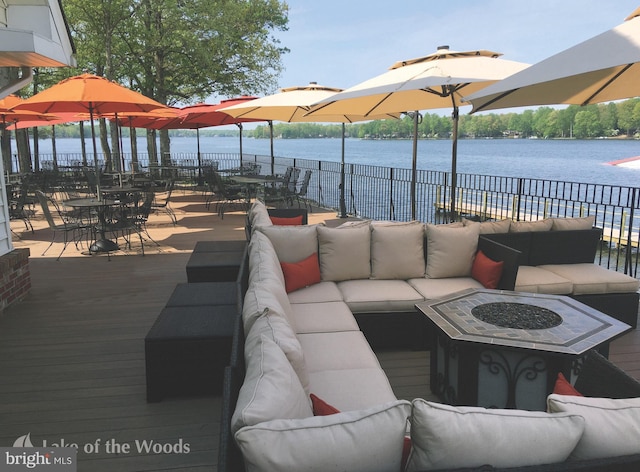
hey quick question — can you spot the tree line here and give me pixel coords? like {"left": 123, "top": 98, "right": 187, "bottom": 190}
{"left": 250, "top": 99, "right": 640, "bottom": 140}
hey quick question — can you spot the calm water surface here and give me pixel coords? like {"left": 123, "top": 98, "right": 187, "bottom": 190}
{"left": 28, "top": 136, "right": 640, "bottom": 188}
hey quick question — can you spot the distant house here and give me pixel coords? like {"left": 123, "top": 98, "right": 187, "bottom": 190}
{"left": 0, "top": 0, "right": 75, "bottom": 312}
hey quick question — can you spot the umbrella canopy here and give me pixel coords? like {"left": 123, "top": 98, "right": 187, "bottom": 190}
{"left": 307, "top": 47, "right": 529, "bottom": 219}
{"left": 465, "top": 12, "right": 640, "bottom": 112}
{"left": 0, "top": 95, "right": 59, "bottom": 124}
{"left": 13, "top": 74, "right": 166, "bottom": 200}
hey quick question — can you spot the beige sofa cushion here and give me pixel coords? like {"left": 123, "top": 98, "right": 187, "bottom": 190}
{"left": 463, "top": 218, "right": 511, "bottom": 234}
{"left": 244, "top": 311, "right": 309, "bottom": 393}
{"left": 298, "top": 331, "right": 382, "bottom": 372}
{"left": 235, "top": 401, "right": 411, "bottom": 472}
{"left": 425, "top": 224, "right": 479, "bottom": 278}
{"left": 539, "top": 263, "right": 640, "bottom": 294}
{"left": 289, "top": 301, "right": 360, "bottom": 334}
{"left": 308, "top": 368, "right": 397, "bottom": 412}
{"left": 551, "top": 215, "right": 595, "bottom": 231}
{"left": 318, "top": 225, "right": 371, "bottom": 281}
{"left": 370, "top": 221, "right": 425, "bottom": 279}
{"left": 408, "top": 277, "right": 483, "bottom": 300}
{"left": 258, "top": 224, "right": 319, "bottom": 263}
{"left": 243, "top": 280, "right": 296, "bottom": 333}
{"left": 514, "top": 265, "right": 573, "bottom": 294}
{"left": 547, "top": 394, "right": 640, "bottom": 461}
{"left": 248, "top": 200, "right": 272, "bottom": 229}
{"left": 509, "top": 219, "right": 553, "bottom": 232}
{"left": 231, "top": 335, "right": 312, "bottom": 435}
{"left": 407, "top": 399, "right": 584, "bottom": 471}
{"left": 248, "top": 230, "right": 285, "bottom": 287}
{"left": 338, "top": 279, "right": 424, "bottom": 313}
{"left": 287, "top": 281, "right": 344, "bottom": 304}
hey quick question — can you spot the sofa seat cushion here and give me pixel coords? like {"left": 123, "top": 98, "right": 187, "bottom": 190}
{"left": 407, "top": 399, "right": 584, "bottom": 471}
{"left": 547, "top": 394, "right": 640, "bottom": 461}
{"left": 408, "top": 277, "right": 483, "bottom": 300}
{"left": 539, "top": 263, "right": 640, "bottom": 295}
{"left": 290, "top": 301, "right": 360, "bottom": 334}
{"left": 234, "top": 400, "right": 411, "bottom": 472}
{"left": 514, "top": 265, "right": 573, "bottom": 294}
{"left": 308, "top": 368, "right": 397, "bottom": 412}
{"left": 337, "top": 279, "right": 424, "bottom": 313}
{"left": 231, "top": 335, "right": 312, "bottom": 436}
{"left": 298, "top": 331, "right": 382, "bottom": 372}
{"left": 287, "top": 281, "right": 343, "bottom": 304}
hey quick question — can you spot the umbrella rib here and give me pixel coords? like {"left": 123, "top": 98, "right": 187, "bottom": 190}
{"left": 580, "top": 63, "right": 633, "bottom": 106}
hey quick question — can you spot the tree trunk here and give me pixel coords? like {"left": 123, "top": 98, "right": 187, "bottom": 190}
{"left": 99, "top": 118, "right": 112, "bottom": 172}
{"left": 130, "top": 127, "right": 139, "bottom": 172}
{"left": 1, "top": 127, "right": 12, "bottom": 173}
{"left": 79, "top": 122, "right": 88, "bottom": 167}
{"left": 15, "top": 129, "right": 31, "bottom": 173}
{"left": 33, "top": 127, "right": 40, "bottom": 171}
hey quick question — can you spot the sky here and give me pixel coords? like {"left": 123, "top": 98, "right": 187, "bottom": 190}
{"left": 261, "top": 0, "right": 639, "bottom": 103}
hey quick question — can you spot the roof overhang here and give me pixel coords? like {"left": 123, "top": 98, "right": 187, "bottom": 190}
{"left": 0, "top": 27, "right": 75, "bottom": 67}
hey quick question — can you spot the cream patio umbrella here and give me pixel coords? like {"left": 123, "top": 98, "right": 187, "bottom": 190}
{"left": 464, "top": 9, "right": 640, "bottom": 113}
{"left": 221, "top": 83, "right": 399, "bottom": 215}
{"left": 306, "top": 47, "right": 529, "bottom": 219}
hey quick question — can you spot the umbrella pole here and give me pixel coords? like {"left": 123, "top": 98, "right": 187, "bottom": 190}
{"left": 197, "top": 128, "right": 203, "bottom": 185}
{"left": 269, "top": 120, "right": 274, "bottom": 175}
{"left": 450, "top": 104, "right": 459, "bottom": 221}
{"left": 89, "top": 105, "right": 102, "bottom": 201}
{"left": 237, "top": 123, "right": 243, "bottom": 166}
{"left": 411, "top": 111, "right": 419, "bottom": 220}
{"left": 339, "top": 123, "right": 347, "bottom": 218}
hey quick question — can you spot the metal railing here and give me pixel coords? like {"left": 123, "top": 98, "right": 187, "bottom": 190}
{"left": 8, "top": 151, "right": 640, "bottom": 276}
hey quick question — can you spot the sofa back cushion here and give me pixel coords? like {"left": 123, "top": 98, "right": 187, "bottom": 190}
{"left": 235, "top": 400, "right": 411, "bottom": 472}
{"left": 370, "top": 221, "right": 425, "bottom": 279}
{"left": 248, "top": 200, "right": 273, "bottom": 231}
{"left": 407, "top": 399, "right": 584, "bottom": 471}
{"left": 231, "top": 335, "right": 312, "bottom": 436}
{"left": 318, "top": 225, "right": 371, "bottom": 281}
{"left": 510, "top": 218, "right": 553, "bottom": 232}
{"left": 425, "top": 224, "right": 479, "bottom": 278}
{"left": 463, "top": 218, "right": 511, "bottom": 234}
{"left": 551, "top": 215, "right": 595, "bottom": 231}
{"left": 258, "top": 225, "right": 320, "bottom": 263}
{"left": 547, "top": 394, "right": 640, "bottom": 461}
{"left": 528, "top": 228, "right": 602, "bottom": 265}
{"left": 482, "top": 231, "right": 533, "bottom": 266}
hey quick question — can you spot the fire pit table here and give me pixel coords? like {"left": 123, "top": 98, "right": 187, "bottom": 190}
{"left": 416, "top": 288, "right": 631, "bottom": 411}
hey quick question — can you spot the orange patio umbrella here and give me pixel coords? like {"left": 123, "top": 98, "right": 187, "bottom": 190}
{"left": 1, "top": 94, "right": 59, "bottom": 126}
{"left": 13, "top": 74, "right": 166, "bottom": 198}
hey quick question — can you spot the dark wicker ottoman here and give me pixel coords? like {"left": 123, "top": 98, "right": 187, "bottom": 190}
{"left": 186, "top": 240, "right": 247, "bottom": 283}
{"left": 145, "top": 305, "right": 236, "bottom": 402}
{"left": 166, "top": 281, "right": 238, "bottom": 307}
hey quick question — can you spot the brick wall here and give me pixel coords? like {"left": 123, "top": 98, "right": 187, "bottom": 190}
{"left": 0, "top": 248, "right": 31, "bottom": 314}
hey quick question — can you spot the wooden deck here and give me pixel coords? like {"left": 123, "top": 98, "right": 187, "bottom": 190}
{"left": 1, "top": 192, "right": 638, "bottom": 471}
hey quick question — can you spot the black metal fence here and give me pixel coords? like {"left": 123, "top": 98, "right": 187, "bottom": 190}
{"left": 10, "top": 151, "right": 640, "bottom": 276}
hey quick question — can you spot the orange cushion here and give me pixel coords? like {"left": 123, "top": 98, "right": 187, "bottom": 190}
{"left": 270, "top": 215, "right": 303, "bottom": 226}
{"left": 553, "top": 372, "right": 583, "bottom": 396}
{"left": 310, "top": 393, "right": 340, "bottom": 415}
{"left": 471, "top": 250, "right": 504, "bottom": 289}
{"left": 280, "top": 253, "right": 321, "bottom": 293}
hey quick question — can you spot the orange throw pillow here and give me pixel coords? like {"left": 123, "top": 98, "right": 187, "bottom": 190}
{"left": 471, "top": 250, "right": 504, "bottom": 289}
{"left": 270, "top": 215, "right": 303, "bottom": 226}
{"left": 280, "top": 253, "right": 321, "bottom": 293}
{"left": 310, "top": 393, "right": 340, "bottom": 415}
{"left": 553, "top": 372, "right": 583, "bottom": 396}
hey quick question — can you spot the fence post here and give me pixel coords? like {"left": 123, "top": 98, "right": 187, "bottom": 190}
{"left": 516, "top": 178, "right": 524, "bottom": 221}
{"left": 625, "top": 188, "right": 636, "bottom": 275}
{"left": 389, "top": 167, "right": 394, "bottom": 220}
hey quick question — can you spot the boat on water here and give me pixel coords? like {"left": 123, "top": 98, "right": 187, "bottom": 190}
{"left": 606, "top": 155, "right": 640, "bottom": 168}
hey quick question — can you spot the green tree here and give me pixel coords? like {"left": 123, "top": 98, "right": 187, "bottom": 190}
{"left": 573, "top": 108, "right": 603, "bottom": 138}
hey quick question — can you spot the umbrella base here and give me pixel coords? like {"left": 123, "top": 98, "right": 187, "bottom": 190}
{"left": 89, "top": 239, "right": 119, "bottom": 253}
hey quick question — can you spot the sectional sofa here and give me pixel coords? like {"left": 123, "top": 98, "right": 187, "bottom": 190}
{"left": 219, "top": 201, "right": 640, "bottom": 471}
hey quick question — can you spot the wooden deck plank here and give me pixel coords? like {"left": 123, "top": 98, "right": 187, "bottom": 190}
{"left": 2, "top": 192, "right": 639, "bottom": 471}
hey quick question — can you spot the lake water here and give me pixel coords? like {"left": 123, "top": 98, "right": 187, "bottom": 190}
{"left": 22, "top": 136, "right": 640, "bottom": 188}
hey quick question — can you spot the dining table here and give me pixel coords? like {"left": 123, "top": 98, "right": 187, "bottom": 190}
{"left": 230, "top": 175, "right": 285, "bottom": 202}
{"left": 63, "top": 197, "right": 121, "bottom": 254}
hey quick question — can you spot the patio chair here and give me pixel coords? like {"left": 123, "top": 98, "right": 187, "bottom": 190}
{"left": 293, "top": 169, "right": 313, "bottom": 211}
{"left": 36, "top": 190, "right": 89, "bottom": 260}
{"left": 151, "top": 179, "right": 177, "bottom": 225}
{"left": 212, "top": 171, "right": 246, "bottom": 219}
{"left": 282, "top": 167, "right": 301, "bottom": 206}
{"left": 7, "top": 184, "right": 34, "bottom": 234}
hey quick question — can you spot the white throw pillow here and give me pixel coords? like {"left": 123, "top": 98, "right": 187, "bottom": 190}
{"left": 258, "top": 225, "right": 320, "bottom": 263}
{"left": 547, "top": 394, "right": 640, "bottom": 461}
{"left": 235, "top": 400, "right": 411, "bottom": 472}
{"left": 550, "top": 215, "right": 596, "bottom": 231}
{"left": 509, "top": 219, "right": 553, "bottom": 232}
{"left": 425, "top": 223, "right": 479, "bottom": 278}
{"left": 407, "top": 399, "right": 585, "bottom": 471}
{"left": 317, "top": 225, "right": 371, "bottom": 281}
{"left": 231, "top": 335, "right": 312, "bottom": 435}
{"left": 371, "top": 221, "right": 425, "bottom": 279}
